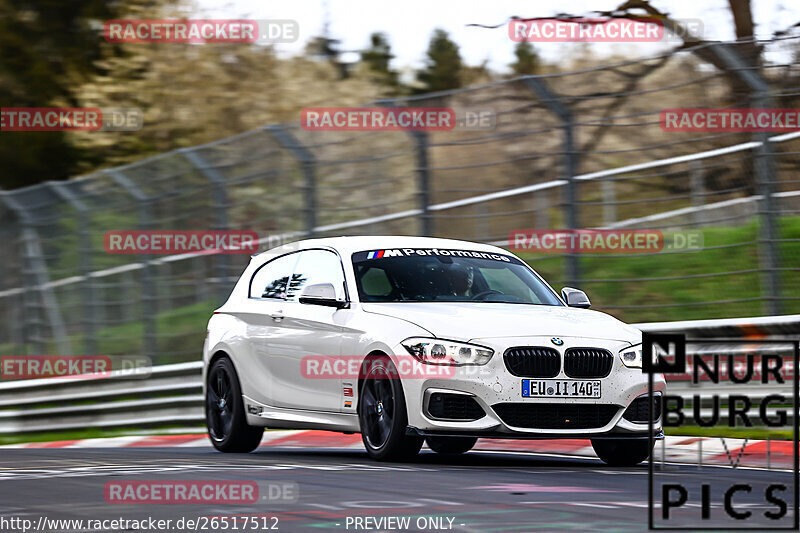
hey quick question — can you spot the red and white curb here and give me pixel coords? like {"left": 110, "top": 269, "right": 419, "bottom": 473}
{"left": 1, "top": 431, "right": 793, "bottom": 469}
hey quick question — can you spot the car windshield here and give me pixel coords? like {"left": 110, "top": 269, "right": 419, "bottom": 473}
{"left": 352, "top": 248, "right": 563, "bottom": 305}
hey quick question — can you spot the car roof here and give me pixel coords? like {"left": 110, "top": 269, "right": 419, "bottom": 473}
{"left": 253, "top": 235, "right": 512, "bottom": 260}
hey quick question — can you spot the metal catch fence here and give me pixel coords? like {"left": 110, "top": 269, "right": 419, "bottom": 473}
{"left": 1, "top": 37, "right": 799, "bottom": 363}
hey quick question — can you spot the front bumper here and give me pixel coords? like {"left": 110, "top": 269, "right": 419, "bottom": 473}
{"left": 395, "top": 335, "right": 666, "bottom": 438}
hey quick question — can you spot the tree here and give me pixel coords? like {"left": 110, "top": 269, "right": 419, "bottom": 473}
{"left": 510, "top": 41, "right": 541, "bottom": 76}
{"left": 360, "top": 32, "right": 399, "bottom": 89}
{"left": 610, "top": 0, "right": 759, "bottom": 103}
{"left": 305, "top": 10, "right": 351, "bottom": 81}
{"left": 72, "top": 44, "right": 388, "bottom": 170}
{"left": 0, "top": 0, "right": 162, "bottom": 189}
{"left": 416, "top": 29, "right": 463, "bottom": 93}
{"left": 361, "top": 33, "right": 393, "bottom": 75}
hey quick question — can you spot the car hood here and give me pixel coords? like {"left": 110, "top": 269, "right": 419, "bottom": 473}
{"left": 360, "top": 302, "right": 640, "bottom": 343}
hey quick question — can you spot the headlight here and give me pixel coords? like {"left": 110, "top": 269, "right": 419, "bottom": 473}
{"left": 619, "top": 343, "right": 643, "bottom": 368}
{"left": 402, "top": 338, "right": 494, "bottom": 366}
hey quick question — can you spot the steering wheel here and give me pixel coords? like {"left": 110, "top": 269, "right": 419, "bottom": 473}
{"left": 471, "top": 289, "right": 503, "bottom": 301}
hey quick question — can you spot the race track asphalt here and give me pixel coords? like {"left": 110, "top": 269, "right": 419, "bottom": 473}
{"left": 0, "top": 446, "right": 795, "bottom": 532}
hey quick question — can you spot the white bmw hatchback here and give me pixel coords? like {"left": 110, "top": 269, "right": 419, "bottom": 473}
{"left": 203, "top": 236, "right": 665, "bottom": 464}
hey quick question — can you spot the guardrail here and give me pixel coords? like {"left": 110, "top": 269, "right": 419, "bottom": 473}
{"left": 0, "top": 316, "right": 796, "bottom": 435}
{"left": 0, "top": 362, "right": 203, "bottom": 434}
{"left": 635, "top": 314, "right": 800, "bottom": 337}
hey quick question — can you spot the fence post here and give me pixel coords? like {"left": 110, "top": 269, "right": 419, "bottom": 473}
{"left": 0, "top": 199, "right": 38, "bottom": 355}
{"left": 376, "top": 100, "right": 433, "bottom": 236}
{"left": 523, "top": 77, "right": 580, "bottom": 284}
{"left": 0, "top": 192, "right": 71, "bottom": 355}
{"left": 602, "top": 180, "right": 617, "bottom": 226}
{"left": 123, "top": 270, "right": 136, "bottom": 322}
{"left": 689, "top": 161, "right": 706, "bottom": 226}
{"left": 48, "top": 182, "right": 97, "bottom": 356}
{"left": 410, "top": 130, "right": 432, "bottom": 236}
{"left": 181, "top": 149, "right": 232, "bottom": 303}
{"left": 0, "top": 236, "right": 14, "bottom": 350}
{"left": 266, "top": 125, "right": 317, "bottom": 237}
{"left": 0, "top": 211, "right": 25, "bottom": 352}
{"left": 106, "top": 170, "right": 158, "bottom": 358}
{"left": 535, "top": 190, "right": 550, "bottom": 229}
{"left": 711, "top": 44, "right": 781, "bottom": 314}
{"left": 475, "top": 201, "right": 489, "bottom": 241}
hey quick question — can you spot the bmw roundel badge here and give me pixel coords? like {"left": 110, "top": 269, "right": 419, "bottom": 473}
{"left": 551, "top": 337, "right": 564, "bottom": 346}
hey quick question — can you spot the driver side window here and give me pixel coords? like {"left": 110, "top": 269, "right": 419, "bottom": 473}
{"left": 285, "top": 249, "right": 346, "bottom": 301}
{"left": 249, "top": 253, "right": 299, "bottom": 299}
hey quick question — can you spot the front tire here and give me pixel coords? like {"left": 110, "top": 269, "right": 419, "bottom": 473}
{"left": 358, "top": 356, "right": 423, "bottom": 461}
{"left": 591, "top": 438, "right": 654, "bottom": 466}
{"left": 426, "top": 436, "right": 477, "bottom": 455}
{"left": 206, "top": 356, "right": 263, "bottom": 453}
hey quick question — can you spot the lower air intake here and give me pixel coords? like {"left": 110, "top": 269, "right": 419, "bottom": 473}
{"left": 492, "top": 403, "right": 619, "bottom": 430}
{"left": 427, "top": 393, "right": 485, "bottom": 421}
{"left": 622, "top": 395, "right": 662, "bottom": 423}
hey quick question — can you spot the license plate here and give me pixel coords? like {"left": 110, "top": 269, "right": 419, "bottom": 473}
{"left": 522, "top": 379, "right": 601, "bottom": 398}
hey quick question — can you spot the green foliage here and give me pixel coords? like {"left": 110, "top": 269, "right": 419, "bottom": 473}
{"left": 518, "top": 218, "right": 800, "bottom": 323}
{"left": 416, "top": 28, "right": 463, "bottom": 93}
{"left": 0, "top": 0, "right": 161, "bottom": 188}
{"left": 360, "top": 32, "right": 400, "bottom": 91}
{"left": 0, "top": 132, "right": 80, "bottom": 188}
{"left": 510, "top": 41, "right": 541, "bottom": 76}
{"left": 667, "top": 426, "right": 794, "bottom": 440}
{"left": 361, "top": 32, "right": 393, "bottom": 75}
{"left": 0, "top": 1, "right": 392, "bottom": 189}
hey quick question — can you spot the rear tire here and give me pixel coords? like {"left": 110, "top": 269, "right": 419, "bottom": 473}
{"left": 206, "top": 356, "right": 263, "bottom": 453}
{"left": 591, "top": 438, "right": 653, "bottom": 466}
{"left": 358, "top": 356, "right": 423, "bottom": 461}
{"left": 426, "top": 436, "right": 477, "bottom": 455}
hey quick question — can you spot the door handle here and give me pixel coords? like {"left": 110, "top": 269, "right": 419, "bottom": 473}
{"left": 270, "top": 312, "right": 284, "bottom": 322}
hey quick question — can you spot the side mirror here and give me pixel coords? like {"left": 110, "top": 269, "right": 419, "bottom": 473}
{"left": 299, "top": 283, "right": 348, "bottom": 309}
{"left": 561, "top": 287, "right": 591, "bottom": 308}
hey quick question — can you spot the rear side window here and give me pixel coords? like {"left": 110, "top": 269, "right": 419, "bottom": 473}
{"left": 249, "top": 253, "right": 298, "bottom": 299}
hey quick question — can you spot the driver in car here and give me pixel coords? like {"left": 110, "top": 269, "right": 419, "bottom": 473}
{"left": 448, "top": 264, "right": 474, "bottom": 297}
